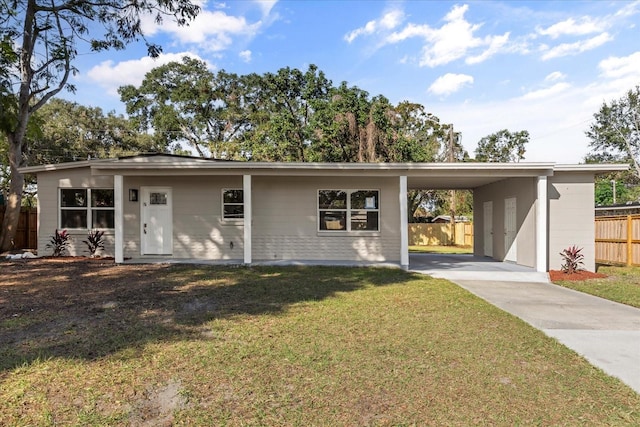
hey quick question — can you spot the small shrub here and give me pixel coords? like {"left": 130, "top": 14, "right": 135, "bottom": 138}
{"left": 560, "top": 245, "right": 584, "bottom": 274}
{"left": 46, "top": 229, "right": 71, "bottom": 257}
{"left": 82, "top": 229, "right": 105, "bottom": 257}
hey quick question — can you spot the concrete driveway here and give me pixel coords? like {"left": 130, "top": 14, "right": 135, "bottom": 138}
{"left": 410, "top": 253, "right": 640, "bottom": 394}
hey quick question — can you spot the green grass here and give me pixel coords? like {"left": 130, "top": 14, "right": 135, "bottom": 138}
{"left": 555, "top": 265, "right": 640, "bottom": 308}
{"left": 1, "top": 260, "right": 639, "bottom": 425}
{"left": 410, "top": 244, "right": 473, "bottom": 254}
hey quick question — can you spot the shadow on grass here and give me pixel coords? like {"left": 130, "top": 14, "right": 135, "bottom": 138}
{"left": 0, "top": 259, "right": 410, "bottom": 372}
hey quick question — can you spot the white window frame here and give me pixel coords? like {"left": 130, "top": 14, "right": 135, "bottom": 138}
{"left": 59, "top": 188, "right": 115, "bottom": 230}
{"left": 222, "top": 188, "right": 244, "bottom": 222}
{"left": 318, "top": 189, "right": 380, "bottom": 233}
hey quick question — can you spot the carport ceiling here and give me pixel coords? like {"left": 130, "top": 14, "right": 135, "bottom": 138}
{"left": 408, "top": 175, "right": 512, "bottom": 190}
{"left": 406, "top": 167, "right": 554, "bottom": 190}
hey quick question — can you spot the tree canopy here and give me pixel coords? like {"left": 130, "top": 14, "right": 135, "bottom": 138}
{"left": 586, "top": 85, "right": 640, "bottom": 179}
{"left": 586, "top": 86, "right": 640, "bottom": 206}
{"left": 120, "top": 60, "right": 460, "bottom": 165}
{"left": 474, "top": 129, "right": 529, "bottom": 162}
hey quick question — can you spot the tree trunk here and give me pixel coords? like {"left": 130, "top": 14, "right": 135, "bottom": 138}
{"left": 0, "top": 134, "right": 24, "bottom": 252}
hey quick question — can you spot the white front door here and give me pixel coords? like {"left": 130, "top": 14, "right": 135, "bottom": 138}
{"left": 141, "top": 187, "right": 173, "bottom": 255}
{"left": 504, "top": 197, "right": 517, "bottom": 262}
{"left": 483, "top": 201, "right": 493, "bottom": 257}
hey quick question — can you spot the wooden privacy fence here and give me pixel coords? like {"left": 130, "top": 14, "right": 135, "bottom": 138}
{"left": 595, "top": 214, "right": 640, "bottom": 266}
{"left": 409, "top": 222, "right": 473, "bottom": 247}
{"left": 0, "top": 207, "right": 37, "bottom": 251}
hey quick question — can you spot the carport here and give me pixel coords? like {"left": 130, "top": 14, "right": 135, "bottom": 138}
{"left": 403, "top": 163, "right": 627, "bottom": 273}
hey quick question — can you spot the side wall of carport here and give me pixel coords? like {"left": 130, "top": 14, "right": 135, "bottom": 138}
{"left": 473, "top": 177, "right": 537, "bottom": 268}
{"left": 548, "top": 172, "right": 595, "bottom": 272}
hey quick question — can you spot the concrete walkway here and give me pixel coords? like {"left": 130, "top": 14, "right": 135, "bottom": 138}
{"left": 410, "top": 253, "right": 640, "bottom": 394}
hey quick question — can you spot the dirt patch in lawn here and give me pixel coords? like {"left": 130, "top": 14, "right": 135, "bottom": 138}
{"left": 549, "top": 269, "right": 607, "bottom": 282}
{"left": 0, "top": 258, "right": 190, "bottom": 368}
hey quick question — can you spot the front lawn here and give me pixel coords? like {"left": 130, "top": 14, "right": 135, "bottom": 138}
{"left": 1, "top": 259, "right": 638, "bottom": 425}
{"left": 554, "top": 265, "right": 640, "bottom": 308}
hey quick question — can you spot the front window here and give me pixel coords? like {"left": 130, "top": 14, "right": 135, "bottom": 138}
{"left": 318, "top": 190, "right": 379, "bottom": 232}
{"left": 223, "top": 189, "right": 244, "bottom": 220}
{"left": 60, "top": 188, "right": 114, "bottom": 229}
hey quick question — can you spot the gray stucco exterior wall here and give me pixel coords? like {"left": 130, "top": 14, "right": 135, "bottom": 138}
{"left": 548, "top": 172, "right": 596, "bottom": 271}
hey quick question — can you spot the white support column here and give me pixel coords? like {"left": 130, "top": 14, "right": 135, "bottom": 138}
{"left": 536, "top": 176, "right": 548, "bottom": 272}
{"left": 399, "top": 176, "right": 409, "bottom": 269}
{"left": 114, "top": 175, "right": 124, "bottom": 263}
{"left": 243, "top": 174, "right": 252, "bottom": 265}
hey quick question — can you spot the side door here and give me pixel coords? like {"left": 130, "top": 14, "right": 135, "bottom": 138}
{"left": 140, "top": 187, "right": 173, "bottom": 255}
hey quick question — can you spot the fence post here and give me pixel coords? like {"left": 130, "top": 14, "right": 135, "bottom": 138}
{"left": 628, "top": 215, "right": 633, "bottom": 266}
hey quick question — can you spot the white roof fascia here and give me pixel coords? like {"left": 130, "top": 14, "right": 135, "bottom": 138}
{"left": 89, "top": 161, "right": 556, "bottom": 177}
{"left": 19, "top": 158, "right": 114, "bottom": 174}
{"left": 28, "top": 156, "right": 620, "bottom": 177}
{"left": 553, "top": 163, "right": 629, "bottom": 173}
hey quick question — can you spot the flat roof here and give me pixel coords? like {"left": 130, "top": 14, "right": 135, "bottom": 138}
{"left": 19, "top": 155, "right": 629, "bottom": 190}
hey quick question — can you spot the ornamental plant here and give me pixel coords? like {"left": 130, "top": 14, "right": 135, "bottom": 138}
{"left": 82, "top": 229, "right": 105, "bottom": 257}
{"left": 560, "top": 245, "right": 584, "bottom": 274}
{"left": 46, "top": 229, "right": 71, "bottom": 257}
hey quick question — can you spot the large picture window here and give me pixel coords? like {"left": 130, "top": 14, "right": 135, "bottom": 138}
{"left": 318, "top": 190, "right": 379, "bottom": 232}
{"left": 60, "top": 188, "right": 114, "bottom": 229}
{"left": 222, "top": 189, "right": 244, "bottom": 220}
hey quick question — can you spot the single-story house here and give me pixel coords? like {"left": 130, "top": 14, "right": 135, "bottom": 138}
{"left": 20, "top": 154, "right": 627, "bottom": 272}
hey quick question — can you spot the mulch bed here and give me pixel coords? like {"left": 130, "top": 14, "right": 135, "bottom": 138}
{"left": 549, "top": 269, "right": 607, "bottom": 282}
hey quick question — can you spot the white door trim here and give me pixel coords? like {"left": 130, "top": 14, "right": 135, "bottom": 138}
{"left": 140, "top": 186, "right": 173, "bottom": 255}
{"left": 504, "top": 197, "right": 517, "bottom": 262}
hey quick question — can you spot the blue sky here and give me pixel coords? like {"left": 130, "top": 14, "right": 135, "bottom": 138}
{"left": 67, "top": 0, "right": 640, "bottom": 163}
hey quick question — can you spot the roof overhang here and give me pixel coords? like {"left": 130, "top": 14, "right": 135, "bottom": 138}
{"left": 18, "top": 155, "right": 630, "bottom": 190}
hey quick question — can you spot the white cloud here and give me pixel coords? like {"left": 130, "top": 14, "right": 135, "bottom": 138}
{"left": 520, "top": 82, "right": 571, "bottom": 100}
{"left": 598, "top": 51, "right": 640, "bottom": 79}
{"left": 344, "top": 9, "right": 404, "bottom": 43}
{"left": 239, "top": 50, "right": 252, "bottom": 63}
{"left": 590, "top": 51, "right": 640, "bottom": 103}
{"left": 466, "top": 32, "right": 510, "bottom": 65}
{"left": 85, "top": 52, "right": 210, "bottom": 96}
{"left": 545, "top": 71, "right": 566, "bottom": 82}
{"left": 429, "top": 73, "right": 474, "bottom": 96}
{"left": 142, "top": 10, "right": 261, "bottom": 50}
{"left": 383, "top": 4, "right": 509, "bottom": 67}
{"left": 615, "top": 0, "right": 640, "bottom": 18}
{"left": 255, "top": 0, "right": 278, "bottom": 17}
{"left": 541, "top": 32, "right": 612, "bottom": 60}
{"left": 537, "top": 17, "right": 604, "bottom": 39}
{"left": 433, "top": 71, "right": 640, "bottom": 164}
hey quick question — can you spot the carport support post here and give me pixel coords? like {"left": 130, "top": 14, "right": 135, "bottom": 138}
{"left": 243, "top": 174, "right": 252, "bottom": 265}
{"left": 400, "top": 175, "right": 409, "bottom": 269}
{"left": 536, "top": 176, "right": 548, "bottom": 272}
{"left": 114, "top": 175, "right": 123, "bottom": 263}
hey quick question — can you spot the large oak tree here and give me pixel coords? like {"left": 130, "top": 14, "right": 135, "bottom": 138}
{"left": 0, "top": 0, "right": 200, "bottom": 251}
